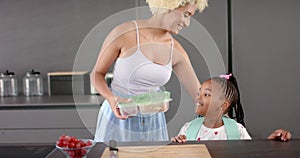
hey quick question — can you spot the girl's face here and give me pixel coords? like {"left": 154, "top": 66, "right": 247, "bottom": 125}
{"left": 195, "top": 80, "right": 226, "bottom": 118}
{"left": 165, "top": 3, "right": 196, "bottom": 34}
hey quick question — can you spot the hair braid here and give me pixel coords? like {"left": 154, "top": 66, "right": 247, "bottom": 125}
{"left": 211, "top": 74, "right": 245, "bottom": 126}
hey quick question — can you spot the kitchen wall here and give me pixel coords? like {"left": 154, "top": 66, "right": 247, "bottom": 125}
{"left": 1, "top": 0, "right": 299, "bottom": 140}
{"left": 0, "top": 0, "right": 137, "bottom": 93}
{"left": 232, "top": 0, "right": 300, "bottom": 138}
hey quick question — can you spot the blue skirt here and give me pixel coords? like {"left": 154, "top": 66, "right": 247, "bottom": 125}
{"left": 94, "top": 99, "right": 168, "bottom": 142}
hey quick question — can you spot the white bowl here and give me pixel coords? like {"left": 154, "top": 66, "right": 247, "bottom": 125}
{"left": 56, "top": 139, "right": 95, "bottom": 158}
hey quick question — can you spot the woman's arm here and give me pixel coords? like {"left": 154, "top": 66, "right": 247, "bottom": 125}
{"left": 172, "top": 39, "right": 201, "bottom": 100}
{"left": 91, "top": 23, "right": 132, "bottom": 119}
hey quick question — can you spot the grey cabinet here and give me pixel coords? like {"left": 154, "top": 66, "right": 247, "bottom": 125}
{"left": 0, "top": 96, "right": 102, "bottom": 143}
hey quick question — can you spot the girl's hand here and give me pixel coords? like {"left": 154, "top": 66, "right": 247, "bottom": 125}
{"left": 267, "top": 129, "right": 292, "bottom": 141}
{"left": 110, "top": 96, "right": 132, "bottom": 120}
{"left": 171, "top": 135, "right": 187, "bottom": 143}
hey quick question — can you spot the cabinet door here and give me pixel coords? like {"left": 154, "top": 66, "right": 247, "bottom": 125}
{"left": 0, "top": 108, "right": 99, "bottom": 143}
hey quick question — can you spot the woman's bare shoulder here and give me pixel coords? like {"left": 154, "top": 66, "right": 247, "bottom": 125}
{"left": 109, "top": 21, "right": 136, "bottom": 39}
{"left": 102, "top": 21, "right": 136, "bottom": 47}
{"left": 172, "top": 38, "right": 189, "bottom": 62}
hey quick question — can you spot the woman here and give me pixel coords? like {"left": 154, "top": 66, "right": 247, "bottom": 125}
{"left": 91, "top": 0, "right": 208, "bottom": 142}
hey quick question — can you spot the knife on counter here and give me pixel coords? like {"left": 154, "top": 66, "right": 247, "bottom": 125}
{"left": 109, "top": 140, "right": 119, "bottom": 158}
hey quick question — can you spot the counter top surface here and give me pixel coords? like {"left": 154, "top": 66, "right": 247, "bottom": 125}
{"left": 0, "top": 95, "right": 104, "bottom": 109}
{"left": 1, "top": 139, "right": 300, "bottom": 158}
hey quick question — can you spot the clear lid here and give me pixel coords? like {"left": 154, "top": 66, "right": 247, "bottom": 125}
{"left": 2, "top": 70, "right": 16, "bottom": 78}
{"left": 4, "top": 70, "right": 15, "bottom": 75}
{"left": 25, "top": 69, "right": 42, "bottom": 77}
{"left": 132, "top": 91, "right": 172, "bottom": 106}
{"left": 118, "top": 91, "right": 172, "bottom": 107}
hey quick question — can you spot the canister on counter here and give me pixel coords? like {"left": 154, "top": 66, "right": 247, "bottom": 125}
{"left": 0, "top": 70, "right": 18, "bottom": 97}
{"left": 23, "top": 69, "right": 44, "bottom": 96}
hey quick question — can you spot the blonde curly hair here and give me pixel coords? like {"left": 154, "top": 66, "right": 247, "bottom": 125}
{"left": 146, "top": 0, "right": 208, "bottom": 15}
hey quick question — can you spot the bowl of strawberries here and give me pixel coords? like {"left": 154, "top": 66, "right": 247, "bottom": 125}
{"left": 56, "top": 135, "right": 95, "bottom": 158}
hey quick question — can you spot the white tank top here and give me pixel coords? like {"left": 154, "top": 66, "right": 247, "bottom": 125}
{"left": 111, "top": 21, "right": 173, "bottom": 95}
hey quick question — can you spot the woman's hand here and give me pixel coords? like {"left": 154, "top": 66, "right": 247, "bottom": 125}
{"left": 267, "top": 129, "right": 292, "bottom": 141}
{"left": 109, "top": 96, "right": 132, "bottom": 120}
{"left": 171, "top": 135, "right": 187, "bottom": 143}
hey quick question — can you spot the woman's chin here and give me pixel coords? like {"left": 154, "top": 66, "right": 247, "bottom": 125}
{"left": 169, "top": 29, "right": 180, "bottom": 34}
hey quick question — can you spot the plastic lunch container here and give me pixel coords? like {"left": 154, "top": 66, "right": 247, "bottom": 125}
{"left": 117, "top": 91, "right": 172, "bottom": 116}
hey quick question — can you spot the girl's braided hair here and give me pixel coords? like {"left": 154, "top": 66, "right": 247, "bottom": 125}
{"left": 211, "top": 74, "right": 245, "bottom": 126}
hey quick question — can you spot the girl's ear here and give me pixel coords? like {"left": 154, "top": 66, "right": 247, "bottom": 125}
{"left": 221, "top": 100, "right": 231, "bottom": 112}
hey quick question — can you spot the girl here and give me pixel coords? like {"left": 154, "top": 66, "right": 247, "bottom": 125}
{"left": 172, "top": 74, "right": 292, "bottom": 142}
{"left": 172, "top": 74, "right": 252, "bottom": 142}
